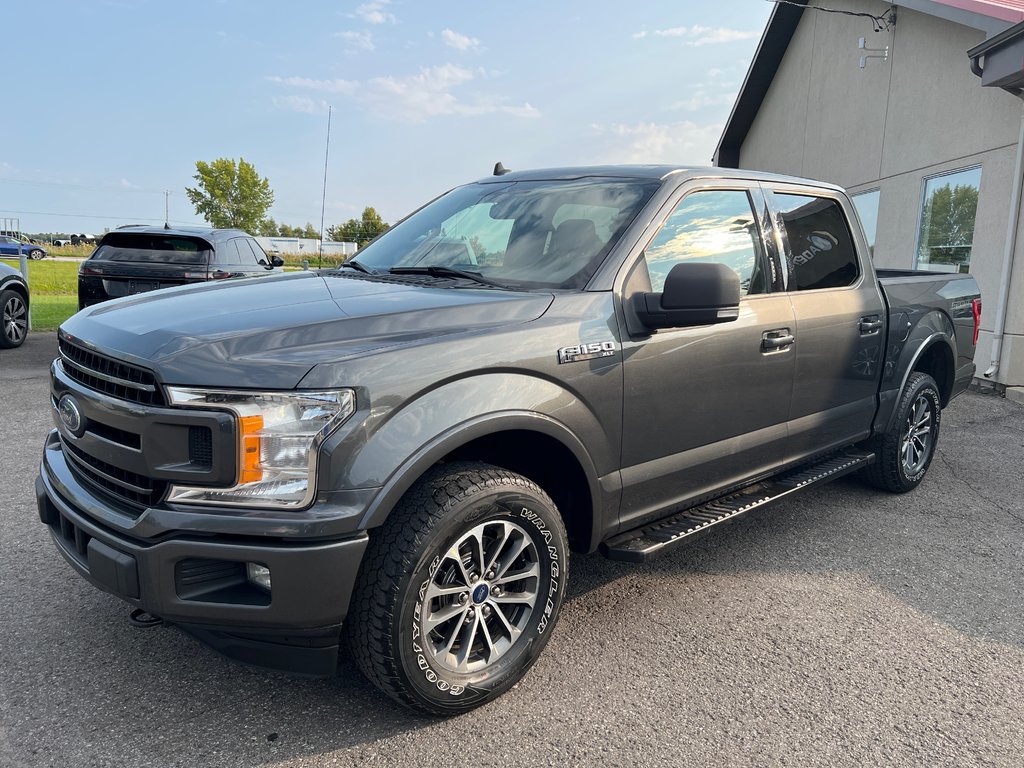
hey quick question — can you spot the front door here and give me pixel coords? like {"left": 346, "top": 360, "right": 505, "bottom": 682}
{"left": 618, "top": 183, "right": 795, "bottom": 530}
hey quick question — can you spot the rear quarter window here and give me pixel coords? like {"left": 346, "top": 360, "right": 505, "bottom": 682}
{"left": 775, "top": 193, "right": 859, "bottom": 291}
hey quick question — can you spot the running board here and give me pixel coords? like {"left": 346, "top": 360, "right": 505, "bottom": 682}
{"left": 601, "top": 450, "right": 875, "bottom": 563}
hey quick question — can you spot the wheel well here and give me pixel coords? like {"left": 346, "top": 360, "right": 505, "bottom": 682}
{"left": 443, "top": 430, "right": 594, "bottom": 552}
{"left": 1, "top": 281, "right": 29, "bottom": 308}
{"left": 913, "top": 342, "right": 954, "bottom": 406}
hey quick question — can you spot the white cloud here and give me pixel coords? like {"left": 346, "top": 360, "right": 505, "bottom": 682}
{"left": 354, "top": 0, "right": 394, "bottom": 25}
{"left": 336, "top": 30, "right": 375, "bottom": 52}
{"left": 269, "top": 64, "right": 540, "bottom": 122}
{"left": 441, "top": 28, "right": 483, "bottom": 52}
{"left": 671, "top": 89, "right": 736, "bottom": 111}
{"left": 267, "top": 75, "right": 358, "bottom": 94}
{"left": 632, "top": 24, "right": 758, "bottom": 46}
{"left": 272, "top": 95, "right": 331, "bottom": 115}
{"left": 590, "top": 121, "right": 724, "bottom": 164}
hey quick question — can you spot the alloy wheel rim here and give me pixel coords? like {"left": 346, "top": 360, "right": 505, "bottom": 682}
{"left": 901, "top": 394, "right": 933, "bottom": 475}
{"left": 419, "top": 518, "right": 540, "bottom": 674}
{"left": 3, "top": 296, "right": 27, "bottom": 343}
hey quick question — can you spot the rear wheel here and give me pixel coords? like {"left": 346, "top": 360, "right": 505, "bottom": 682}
{"left": 862, "top": 371, "right": 941, "bottom": 493}
{"left": 0, "top": 289, "right": 28, "bottom": 348}
{"left": 346, "top": 462, "right": 568, "bottom": 715}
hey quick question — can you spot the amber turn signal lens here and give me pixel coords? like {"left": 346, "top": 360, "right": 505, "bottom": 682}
{"left": 239, "top": 415, "right": 264, "bottom": 483}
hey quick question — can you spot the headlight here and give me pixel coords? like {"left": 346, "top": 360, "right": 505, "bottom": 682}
{"left": 165, "top": 388, "right": 355, "bottom": 509}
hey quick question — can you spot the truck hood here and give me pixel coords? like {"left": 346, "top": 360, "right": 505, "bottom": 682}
{"left": 61, "top": 271, "right": 554, "bottom": 389}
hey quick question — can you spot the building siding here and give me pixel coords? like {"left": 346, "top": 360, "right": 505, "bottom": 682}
{"left": 737, "top": 0, "right": 1024, "bottom": 386}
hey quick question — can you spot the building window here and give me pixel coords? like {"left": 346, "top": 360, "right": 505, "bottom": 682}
{"left": 915, "top": 167, "right": 982, "bottom": 274}
{"left": 851, "top": 189, "right": 880, "bottom": 258}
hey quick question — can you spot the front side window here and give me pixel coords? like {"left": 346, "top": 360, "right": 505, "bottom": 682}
{"left": 915, "top": 167, "right": 981, "bottom": 274}
{"left": 353, "top": 178, "right": 660, "bottom": 289}
{"left": 642, "top": 189, "right": 767, "bottom": 295}
{"left": 776, "top": 193, "right": 859, "bottom": 291}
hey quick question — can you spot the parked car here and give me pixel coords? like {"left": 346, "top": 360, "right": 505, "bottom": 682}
{"left": 78, "top": 226, "right": 285, "bottom": 309}
{"left": 38, "top": 166, "right": 980, "bottom": 715}
{"left": 0, "top": 235, "right": 46, "bottom": 260}
{"left": 0, "top": 261, "right": 30, "bottom": 347}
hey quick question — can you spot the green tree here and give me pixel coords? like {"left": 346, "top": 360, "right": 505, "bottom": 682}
{"left": 185, "top": 157, "right": 274, "bottom": 234}
{"left": 302, "top": 223, "right": 319, "bottom": 239}
{"left": 258, "top": 217, "right": 279, "bottom": 237}
{"left": 327, "top": 206, "right": 389, "bottom": 247}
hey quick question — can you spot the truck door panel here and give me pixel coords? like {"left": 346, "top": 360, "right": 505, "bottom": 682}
{"left": 618, "top": 185, "right": 795, "bottom": 530}
{"left": 768, "top": 190, "right": 885, "bottom": 460}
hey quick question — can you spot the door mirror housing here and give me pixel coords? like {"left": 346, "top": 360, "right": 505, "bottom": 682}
{"left": 633, "top": 261, "right": 741, "bottom": 330}
{"left": 270, "top": 255, "right": 285, "bottom": 267}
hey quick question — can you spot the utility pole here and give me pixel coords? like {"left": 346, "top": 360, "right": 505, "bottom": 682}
{"left": 319, "top": 105, "right": 333, "bottom": 270}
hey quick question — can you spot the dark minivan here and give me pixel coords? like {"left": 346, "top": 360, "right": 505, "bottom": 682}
{"left": 78, "top": 226, "right": 284, "bottom": 309}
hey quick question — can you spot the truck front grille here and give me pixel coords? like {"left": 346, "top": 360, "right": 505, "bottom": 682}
{"left": 58, "top": 337, "right": 165, "bottom": 406}
{"left": 62, "top": 438, "right": 167, "bottom": 513}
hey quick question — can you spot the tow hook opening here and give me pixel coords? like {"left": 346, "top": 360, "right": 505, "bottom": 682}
{"left": 129, "top": 608, "right": 163, "bottom": 628}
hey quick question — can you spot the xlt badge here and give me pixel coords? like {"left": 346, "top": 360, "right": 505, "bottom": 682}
{"left": 557, "top": 340, "right": 616, "bottom": 364}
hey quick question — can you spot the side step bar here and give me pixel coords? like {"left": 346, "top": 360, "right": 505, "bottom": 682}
{"left": 601, "top": 449, "right": 875, "bottom": 563}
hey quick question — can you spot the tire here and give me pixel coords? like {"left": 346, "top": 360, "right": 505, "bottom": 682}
{"left": 862, "top": 371, "right": 941, "bottom": 493}
{"left": 346, "top": 462, "right": 569, "bottom": 715}
{"left": 1, "top": 289, "right": 29, "bottom": 348}
{"left": 28, "top": 249, "right": 45, "bottom": 260}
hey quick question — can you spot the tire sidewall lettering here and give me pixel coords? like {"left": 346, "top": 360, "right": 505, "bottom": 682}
{"left": 403, "top": 497, "right": 564, "bottom": 701}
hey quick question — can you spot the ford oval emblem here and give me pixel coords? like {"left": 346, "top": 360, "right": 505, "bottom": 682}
{"left": 58, "top": 394, "right": 84, "bottom": 436}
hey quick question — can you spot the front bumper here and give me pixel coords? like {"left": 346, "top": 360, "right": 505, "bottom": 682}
{"left": 37, "top": 433, "right": 370, "bottom": 676}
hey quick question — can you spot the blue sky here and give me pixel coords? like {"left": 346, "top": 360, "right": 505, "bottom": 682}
{"left": 0, "top": 0, "right": 772, "bottom": 236}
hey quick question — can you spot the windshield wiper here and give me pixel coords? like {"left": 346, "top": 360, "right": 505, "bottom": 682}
{"left": 387, "top": 266, "right": 512, "bottom": 289}
{"left": 340, "top": 259, "right": 376, "bottom": 274}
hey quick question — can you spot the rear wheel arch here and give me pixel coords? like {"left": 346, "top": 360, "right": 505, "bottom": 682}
{"left": 911, "top": 340, "right": 954, "bottom": 407}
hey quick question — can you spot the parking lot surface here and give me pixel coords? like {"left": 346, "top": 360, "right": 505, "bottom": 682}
{"left": 2, "top": 333, "right": 1023, "bottom": 767}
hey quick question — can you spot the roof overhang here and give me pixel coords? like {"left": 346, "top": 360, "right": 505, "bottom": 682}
{"left": 969, "top": 19, "right": 1024, "bottom": 91}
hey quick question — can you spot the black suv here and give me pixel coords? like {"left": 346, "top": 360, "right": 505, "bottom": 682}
{"left": 78, "top": 226, "right": 284, "bottom": 309}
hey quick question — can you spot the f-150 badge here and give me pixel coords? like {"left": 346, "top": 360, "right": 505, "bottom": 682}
{"left": 557, "top": 340, "right": 616, "bottom": 364}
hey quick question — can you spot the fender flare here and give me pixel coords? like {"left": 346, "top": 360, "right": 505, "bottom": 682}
{"left": 884, "top": 332, "right": 956, "bottom": 432}
{"left": 356, "top": 410, "right": 603, "bottom": 537}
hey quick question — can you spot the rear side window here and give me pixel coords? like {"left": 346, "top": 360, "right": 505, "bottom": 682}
{"left": 92, "top": 233, "right": 211, "bottom": 265}
{"left": 775, "top": 194, "right": 859, "bottom": 290}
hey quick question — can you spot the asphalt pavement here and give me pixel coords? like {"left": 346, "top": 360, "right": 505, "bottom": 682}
{"left": 2, "top": 333, "right": 1023, "bottom": 767}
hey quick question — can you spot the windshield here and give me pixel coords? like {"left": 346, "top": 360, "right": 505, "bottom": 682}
{"left": 92, "top": 233, "right": 212, "bottom": 265}
{"left": 351, "top": 178, "right": 660, "bottom": 289}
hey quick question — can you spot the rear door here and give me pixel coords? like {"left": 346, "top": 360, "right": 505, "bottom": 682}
{"left": 765, "top": 186, "right": 885, "bottom": 460}
{"left": 617, "top": 180, "right": 796, "bottom": 530}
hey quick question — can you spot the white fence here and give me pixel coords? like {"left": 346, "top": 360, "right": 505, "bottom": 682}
{"left": 256, "top": 237, "right": 358, "bottom": 258}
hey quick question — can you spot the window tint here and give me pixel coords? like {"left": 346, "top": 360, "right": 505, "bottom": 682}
{"left": 643, "top": 189, "right": 766, "bottom": 295}
{"left": 776, "top": 194, "right": 859, "bottom": 291}
{"left": 915, "top": 166, "right": 981, "bottom": 274}
{"left": 91, "top": 233, "right": 211, "bottom": 265}
{"left": 223, "top": 238, "right": 259, "bottom": 266}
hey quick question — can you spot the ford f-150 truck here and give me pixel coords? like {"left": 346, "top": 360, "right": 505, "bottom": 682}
{"left": 36, "top": 166, "right": 981, "bottom": 714}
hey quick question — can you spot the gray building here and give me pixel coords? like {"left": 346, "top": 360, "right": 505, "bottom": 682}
{"left": 715, "top": 0, "right": 1024, "bottom": 400}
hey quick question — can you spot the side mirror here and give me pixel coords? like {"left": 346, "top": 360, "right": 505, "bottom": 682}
{"left": 633, "top": 262, "right": 741, "bottom": 330}
{"left": 271, "top": 255, "right": 285, "bottom": 267}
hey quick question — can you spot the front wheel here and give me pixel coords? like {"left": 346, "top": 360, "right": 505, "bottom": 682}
{"left": 862, "top": 371, "right": 941, "bottom": 493}
{"left": 1, "top": 289, "right": 28, "bottom": 348}
{"left": 28, "top": 249, "right": 45, "bottom": 260}
{"left": 346, "top": 462, "right": 568, "bottom": 715}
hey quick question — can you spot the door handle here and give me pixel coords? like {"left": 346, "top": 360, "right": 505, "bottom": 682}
{"left": 762, "top": 330, "right": 795, "bottom": 351}
{"left": 859, "top": 317, "right": 884, "bottom": 334}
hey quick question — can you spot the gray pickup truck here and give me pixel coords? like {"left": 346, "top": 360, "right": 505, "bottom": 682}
{"left": 36, "top": 166, "right": 981, "bottom": 714}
